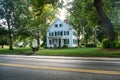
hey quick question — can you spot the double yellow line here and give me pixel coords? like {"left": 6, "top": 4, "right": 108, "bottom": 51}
{"left": 0, "top": 63, "right": 120, "bottom": 75}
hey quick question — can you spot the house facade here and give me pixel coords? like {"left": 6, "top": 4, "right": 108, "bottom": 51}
{"left": 46, "top": 18, "right": 78, "bottom": 48}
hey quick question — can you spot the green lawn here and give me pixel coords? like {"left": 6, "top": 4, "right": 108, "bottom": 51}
{"left": 0, "top": 48, "right": 31, "bottom": 54}
{"left": 0, "top": 47, "right": 120, "bottom": 57}
{"left": 39, "top": 48, "right": 120, "bottom": 57}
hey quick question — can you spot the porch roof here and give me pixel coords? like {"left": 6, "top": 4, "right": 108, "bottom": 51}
{"left": 48, "top": 36, "right": 66, "bottom": 39}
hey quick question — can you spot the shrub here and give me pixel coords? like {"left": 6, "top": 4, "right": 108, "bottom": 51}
{"left": 24, "top": 51, "right": 35, "bottom": 55}
{"left": 32, "top": 46, "right": 39, "bottom": 51}
{"left": 102, "top": 39, "right": 120, "bottom": 48}
{"left": 86, "top": 44, "right": 96, "bottom": 47}
{"left": 18, "top": 51, "right": 34, "bottom": 55}
{"left": 63, "top": 44, "right": 68, "bottom": 48}
{"left": 29, "top": 42, "right": 39, "bottom": 51}
{"left": 41, "top": 43, "right": 46, "bottom": 48}
{"left": 110, "top": 41, "right": 119, "bottom": 48}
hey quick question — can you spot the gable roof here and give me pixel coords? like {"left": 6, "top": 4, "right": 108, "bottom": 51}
{"left": 46, "top": 18, "right": 76, "bottom": 32}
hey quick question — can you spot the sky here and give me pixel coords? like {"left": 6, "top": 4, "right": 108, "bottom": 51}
{"left": 57, "top": 0, "right": 72, "bottom": 20}
{"left": 0, "top": 19, "right": 7, "bottom": 29}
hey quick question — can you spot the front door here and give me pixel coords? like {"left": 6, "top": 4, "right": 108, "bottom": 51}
{"left": 59, "top": 39, "right": 61, "bottom": 47}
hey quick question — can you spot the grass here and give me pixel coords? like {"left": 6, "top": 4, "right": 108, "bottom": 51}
{"left": 0, "top": 47, "right": 31, "bottom": 55}
{"left": 0, "top": 47, "right": 120, "bottom": 57}
{"left": 39, "top": 48, "right": 120, "bottom": 57}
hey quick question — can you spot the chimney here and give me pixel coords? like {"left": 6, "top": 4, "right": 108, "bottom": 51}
{"left": 64, "top": 19, "right": 69, "bottom": 24}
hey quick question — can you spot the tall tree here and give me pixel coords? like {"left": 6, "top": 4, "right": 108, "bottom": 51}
{"left": 0, "top": 26, "right": 8, "bottom": 48}
{"left": 29, "top": 0, "right": 59, "bottom": 48}
{"left": 0, "top": 0, "right": 15, "bottom": 50}
{"left": 94, "top": 0, "right": 118, "bottom": 41}
{"left": 68, "top": 0, "right": 98, "bottom": 46}
{"left": 0, "top": 0, "right": 32, "bottom": 50}
{"left": 68, "top": 0, "right": 119, "bottom": 47}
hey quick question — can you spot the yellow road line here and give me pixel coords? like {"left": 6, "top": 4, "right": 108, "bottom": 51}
{"left": 0, "top": 63, "right": 120, "bottom": 75}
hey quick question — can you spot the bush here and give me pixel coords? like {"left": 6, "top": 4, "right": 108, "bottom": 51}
{"left": 32, "top": 46, "right": 39, "bottom": 51}
{"left": 86, "top": 44, "right": 96, "bottom": 47}
{"left": 102, "top": 39, "right": 120, "bottom": 48}
{"left": 41, "top": 43, "right": 46, "bottom": 48}
{"left": 24, "top": 51, "right": 35, "bottom": 55}
{"left": 18, "top": 51, "right": 35, "bottom": 55}
{"left": 63, "top": 44, "right": 68, "bottom": 48}
{"left": 29, "top": 42, "right": 39, "bottom": 51}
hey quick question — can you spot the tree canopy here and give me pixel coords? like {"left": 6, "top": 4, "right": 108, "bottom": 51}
{"left": 0, "top": 0, "right": 119, "bottom": 49}
{"left": 68, "top": 0, "right": 119, "bottom": 42}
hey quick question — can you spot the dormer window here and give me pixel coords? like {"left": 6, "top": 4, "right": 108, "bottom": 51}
{"left": 55, "top": 24, "right": 58, "bottom": 27}
{"left": 59, "top": 24, "right": 63, "bottom": 27}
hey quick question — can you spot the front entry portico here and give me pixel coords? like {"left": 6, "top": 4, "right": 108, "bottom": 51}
{"left": 48, "top": 37, "right": 65, "bottom": 48}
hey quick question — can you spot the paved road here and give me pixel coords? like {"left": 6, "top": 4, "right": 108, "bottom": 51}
{"left": 0, "top": 55, "right": 120, "bottom": 80}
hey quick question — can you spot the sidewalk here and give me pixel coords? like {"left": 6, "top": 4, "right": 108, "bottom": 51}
{"left": 0, "top": 54, "right": 120, "bottom": 61}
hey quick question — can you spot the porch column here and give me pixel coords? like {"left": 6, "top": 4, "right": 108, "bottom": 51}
{"left": 61, "top": 38, "right": 63, "bottom": 47}
{"left": 57, "top": 39, "right": 59, "bottom": 47}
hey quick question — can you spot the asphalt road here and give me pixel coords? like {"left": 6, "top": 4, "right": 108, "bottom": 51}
{"left": 0, "top": 55, "right": 120, "bottom": 80}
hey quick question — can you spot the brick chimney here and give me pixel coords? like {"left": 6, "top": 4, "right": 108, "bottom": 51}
{"left": 64, "top": 19, "right": 69, "bottom": 24}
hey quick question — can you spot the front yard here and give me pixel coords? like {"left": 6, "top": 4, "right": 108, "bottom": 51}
{"left": 39, "top": 48, "right": 120, "bottom": 57}
{"left": 0, "top": 47, "right": 120, "bottom": 57}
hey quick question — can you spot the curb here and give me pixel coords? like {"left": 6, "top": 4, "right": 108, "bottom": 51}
{"left": 0, "top": 54, "right": 120, "bottom": 61}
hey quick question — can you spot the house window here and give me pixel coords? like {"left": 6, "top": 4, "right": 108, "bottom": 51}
{"left": 49, "top": 32, "right": 51, "bottom": 36}
{"left": 55, "top": 31, "right": 57, "bottom": 36}
{"left": 73, "top": 39, "right": 75, "bottom": 44}
{"left": 64, "top": 31, "right": 66, "bottom": 35}
{"left": 52, "top": 32, "right": 54, "bottom": 36}
{"left": 64, "top": 39, "right": 66, "bottom": 44}
{"left": 73, "top": 39, "right": 77, "bottom": 44}
{"left": 61, "top": 31, "right": 63, "bottom": 36}
{"left": 64, "top": 39, "right": 69, "bottom": 44}
{"left": 73, "top": 32, "right": 77, "bottom": 36}
{"left": 64, "top": 31, "right": 69, "bottom": 35}
{"left": 59, "top": 24, "right": 63, "bottom": 27}
{"left": 67, "top": 31, "right": 69, "bottom": 35}
{"left": 49, "top": 40, "right": 52, "bottom": 45}
{"left": 67, "top": 39, "right": 69, "bottom": 44}
{"left": 55, "top": 24, "right": 58, "bottom": 27}
{"left": 58, "top": 31, "right": 60, "bottom": 35}
{"left": 76, "top": 40, "right": 77, "bottom": 44}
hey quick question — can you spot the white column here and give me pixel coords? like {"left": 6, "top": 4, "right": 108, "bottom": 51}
{"left": 46, "top": 33, "right": 49, "bottom": 48}
{"left": 61, "top": 38, "right": 63, "bottom": 47}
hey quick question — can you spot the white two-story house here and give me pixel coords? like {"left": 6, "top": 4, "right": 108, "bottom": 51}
{"left": 46, "top": 18, "right": 78, "bottom": 48}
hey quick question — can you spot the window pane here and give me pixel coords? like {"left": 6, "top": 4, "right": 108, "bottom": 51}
{"left": 55, "top": 24, "right": 58, "bottom": 27}
{"left": 67, "top": 31, "right": 69, "bottom": 35}
{"left": 61, "top": 31, "right": 63, "bottom": 36}
{"left": 49, "top": 40, "right": 52, "bottom": 44}
{"left": 64, "top": 31, "right": 66, "bottom": 35}
{"left": 59, "top": 24, "right": 63, "bottom": 27}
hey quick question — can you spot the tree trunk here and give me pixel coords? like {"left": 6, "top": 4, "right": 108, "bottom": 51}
{"left": 77, "top": 39, "right": 80, "bottom": 46}
{"left": 94, "top": 0, "right": 118, "bottom": 41}
{"left": 77, "top": 29, "right": 81, "bottom": 46}
{"left": 8, "top": 31, "right": 13, "bottom": 50}
{"left": 93, "top": 27, "right": 97, "bottom": 47}
{"left": 1, "top": 39, "right": 4, "bottom": 48}
{"left": 7, "top": 20, "right": 13, "bottom": 50}
{"left": 85, "top": 36, "right": 88, "bottom": 46}
{"left": 37, "top": 31, "right": 40, "bottom": 50}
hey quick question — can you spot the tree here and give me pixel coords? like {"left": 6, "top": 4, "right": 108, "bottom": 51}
{"left": 0, "top": 25, "right": 8, "bottom": 48}
{"left": 29, "top": 0, "right": 59, "bottom": 49}
{"left": 0, "top": 0, "right": 32, "bottom": 50}
{"left": 13, "top": 0, "right": 33, "bottom": 47}
{"left": 68, "top": 0, "right": 98, "bottom": 46}
{"left": 0, "top": 0, "right": 15, "bottom": 50}
{"left": 68, "top": 0, "right": 119, "bottom": 47}
{"left": 96, "top": 26, "right": 107, "bottom": 42}
{"left": 94, "top": 0, "right": 118, "bottom": 41}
